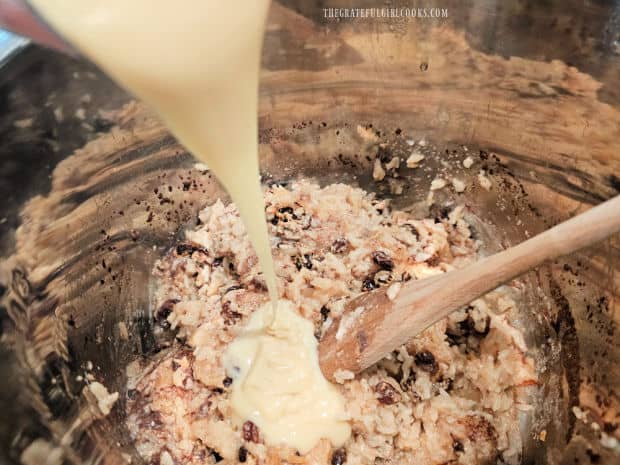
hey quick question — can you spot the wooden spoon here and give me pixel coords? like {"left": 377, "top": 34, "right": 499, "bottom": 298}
{"left": 319, "top": 195, "right": 620, "bottom": 381}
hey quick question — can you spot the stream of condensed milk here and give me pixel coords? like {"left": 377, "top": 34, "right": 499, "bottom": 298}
{"left": 29, "top": 0, "right": 278, "bottom": 306}
{"left": 30, "top": 0, "right": 350, "bottom": 453}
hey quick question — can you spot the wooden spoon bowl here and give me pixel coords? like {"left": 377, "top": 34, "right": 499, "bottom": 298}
{"left": 319, "top": 195, "right": 620, "bottom": 381}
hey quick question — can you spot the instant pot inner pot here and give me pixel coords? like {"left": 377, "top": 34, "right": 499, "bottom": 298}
{"left": 1, "top": 2, "right": 619, "bottom": 465}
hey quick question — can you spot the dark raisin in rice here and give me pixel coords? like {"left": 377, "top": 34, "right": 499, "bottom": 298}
{"left": 415, "top": 350, "right": 438, "bottom": 374}
{"left": 453, "top": 439, "right": 464, "bottom": 453}
{"left": 320, "top": 306, "right": 331, "bottom": 321}
{"left": 155, "top": 299, "right": 179, "bottom": 327}
{"left": 242, "top": 421, "right": 259, "bottom": 442}
{"left": 374, "top": 381, "right": 401, "bottom": 404}
{"left": 331, "top": 238, "right": 349, "bottom": 254}
{"left": 372, "top": 251, "right": 394, "bottom": 270}
{"left": 362, "top": 277, "right": 378, "bottom": 291}
{"left": 238, "top": 447, "right": 248, "bottom": 462}
{"left": 331, "top": 448, "right": 347, "bottom": 465}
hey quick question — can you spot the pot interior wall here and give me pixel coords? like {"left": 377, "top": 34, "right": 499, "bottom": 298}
{"left": 0, "top": 2, "right": 619, "bottom": 465}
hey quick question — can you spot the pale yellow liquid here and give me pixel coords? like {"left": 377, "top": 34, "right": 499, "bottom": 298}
{"left": 30, "top": 0, "right": 278, "bottom": 305}
{"left": 224, "top": 300, "right": 350, "bottom": 453}
{"left": 30, "top": 0, "right": 350, "bottom": 452}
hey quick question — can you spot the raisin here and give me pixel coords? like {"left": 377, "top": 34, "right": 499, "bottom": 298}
{"left": 223, "top": 377, "right": 233, "bottom": 387}
{"left": 198, "top": 399, "right": 212, "bottom": 416}
{"left": 457, "top": 315, "right": 474, "bottom": 336}
{"left": 372, "top": 251, "right": 394, "bottom": 270}
{"left": 362, "top": 277, "right": 378, "bottom": 291}
{"left": 426, "top": 253, "right": 441, "bottom": 266}
{"left": 476, "top": 316, "right": 491, "bottom": 337}
{"left": 211, "top": 449, "right": 223, "bottom": 462}
{"left": 224, "top": 285, "right": 243, "bottom": 293}
{"left": 242, "top": 421, "right": 259, "bottom": 442}
{"left": 155, "top": 299, "right": 179, "bottom": 328}
{"left": 459, "top": 313, "right": 490, "bottom": 338}
{"left": 221, "top": 301, "right": 243, "bottom": 325}
{"left": 249, "top": 278, "right": 267, "bottom": 292}
{"left": 374, "top": 381, "right": 401, "bottom": 405}
{"left": 402, "top": 223, "right": 419, "bottom": 239}
{"left": 414, "top": 350, "right": 438, "bottom": 374}
{"left": 294, "top": 254, "right": 313, "bottom": 271}
{"left": 377, "top": 145, "right": 392, "bottom": 163}
{"left": 331, "top": 448, "right": 347, "bottom": 465}
{"left": 331, "top": 238, "right": 349, "bottom": 254}
{"left": 212, "top": 257, "right": 224, "bottom": 267}
{"left": 436, "top": 377, "right": 453, "bottom": 392}
{"left": 320, "top": 306, "right": 331, "bottom": 321}
{"left": 463, "top": 415, "right": 497, "bottom": 442}
{"left": 139, "top": 411, "right": 164, "bottom": 430}
{"left": 176, "top": 242, "right": 208, "bottom": 256}
{"left": 452, "top": 439, "right": 464, "bottom": 453}
{"left": 92, "top": 115, "right": 114, "bottom": 132}
{"left": 586, "top": 449, "right": 601, "bottom": 464}
{"left": 273, "top": 206, "right": 298, "bottom": 223}
{"left": 238, "top": 447, "right": 248, "bottom": 463}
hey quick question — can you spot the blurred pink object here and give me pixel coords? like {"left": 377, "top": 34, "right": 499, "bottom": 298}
{"left": 0, "top": 0, "right": 73, "bottom": 52}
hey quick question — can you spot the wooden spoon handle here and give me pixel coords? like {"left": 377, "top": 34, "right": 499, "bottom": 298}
{"left": 320, "top": 195, "right": 620, "bottom": 380}
{"left": 438, "top": 192, "right": 620, "bottom": 308}
{"left": 455, "top": 194, "right": 620, "bottom": 298}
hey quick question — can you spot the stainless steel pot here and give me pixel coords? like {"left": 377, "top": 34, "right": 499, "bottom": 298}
{"left": 0, "top": 1, "right": 618, "bottom": 464}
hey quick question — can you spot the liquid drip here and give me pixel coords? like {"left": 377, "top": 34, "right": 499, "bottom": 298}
{"left": 29, "top": 0, "right": 279, "bottom": 306}
{"left": 223, "top": 300, "right": 351, "bottom": 453}
{"left": 30, "top": 0, "right": 350, "bottom": 452}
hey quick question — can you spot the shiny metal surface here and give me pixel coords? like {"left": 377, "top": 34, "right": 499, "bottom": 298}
{"left": 0, "top": 0, "right": 72, "bottom": 54}
{"left": 0, "top": 29, "right": 28, "bottom": 67}
{"left": 0, "top": 1, "right": 619, "bottom": 464}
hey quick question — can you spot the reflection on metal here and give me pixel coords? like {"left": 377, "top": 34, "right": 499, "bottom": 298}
{"left": 0, "top": 29, "right": 27, "bottom": 68}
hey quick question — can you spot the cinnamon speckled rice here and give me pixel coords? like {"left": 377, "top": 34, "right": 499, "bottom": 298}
{"left": 126, "top": 181, "right": 536, "bottom": 465}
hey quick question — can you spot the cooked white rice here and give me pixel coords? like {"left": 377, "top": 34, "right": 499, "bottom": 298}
{"left": 126, "top": 181, "right": 536, "bottom": 465}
